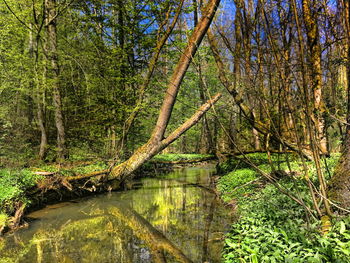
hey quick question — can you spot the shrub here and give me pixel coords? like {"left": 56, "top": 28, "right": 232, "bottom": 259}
{"left": 0, "top": 169, "right": 42, "bottom": 214}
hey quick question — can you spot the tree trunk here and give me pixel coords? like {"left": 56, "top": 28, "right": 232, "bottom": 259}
{"left": 193, "top": 0, "right": 213, "bottom": 154}
{"left": 328, "top": 0, "right": 350, "bottom": 209}
{"left": 30, "top": 21, "right": 49, "bottom": 160}
{"left": 302, "top": 0, "right": 328, "bottom": 155}
{"left": 113, "top": 0, "right": 185, "bottom": 161}
{"left": 37, "top": 98, "right": 48, "bottom": 160}
{"left": 45, "top": 0, "right": 67, "bottom": 160}
{"left": 109, "top": 94, "right": 221, "bottom": 181}
{"left": 108, "top": 0, "right": 221, "bottom": 181}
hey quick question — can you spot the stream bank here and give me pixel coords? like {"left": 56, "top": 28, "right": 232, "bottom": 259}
{"left": 0, "top": 165, "right": 231, "bottom": 263}
{"left": 0, "top": 154, "right": 216, "bottom": 235}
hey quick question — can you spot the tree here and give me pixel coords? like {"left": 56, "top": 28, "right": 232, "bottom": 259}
{"left": 329, "top": 0, "right": 350, "bottom": 209}
{"left": 108, "top": 0, "right": 221, "bottom": 182}
{"left": 45, "top": 0, "right": 67, "bottom": 160}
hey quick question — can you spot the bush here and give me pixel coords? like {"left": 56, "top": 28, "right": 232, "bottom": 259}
{"left": 0, "top": 169, "right": 42, "bottom": 214}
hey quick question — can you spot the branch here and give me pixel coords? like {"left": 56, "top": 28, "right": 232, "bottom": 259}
{"left": 161, "top": 93, "right": 222, "bottom": 147}
{"left": 117, "top": 0, "right": 185, "bottom": 153}
{"left": 46, "top": 0, "right": 75, "bottom": 25}
{"left": 207, "top": 29, "right": 313, "bottom": 161}
{"left": 2, "top": 0, "right": 33, "bottom": 31}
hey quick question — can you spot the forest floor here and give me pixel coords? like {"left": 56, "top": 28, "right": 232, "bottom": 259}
{"left": 0, "top": 153, "right": 215, "bottom": 235}
{"left": 3, "top": 152, "right": 350, "bottom": 262}
{"left": 216, "top": 153, "right": 350, "bottom": 262}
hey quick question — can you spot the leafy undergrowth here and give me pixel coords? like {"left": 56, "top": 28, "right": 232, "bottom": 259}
{"left": 218, "top": 153, "right": 350, "bottom": 263}
{"left": 217, "top": 153, "right": 290, "bottom": 174}
{"left": 0, "top": 169, "right": 44, "bottom": 230}
{"left": 0, "top": 161, "right": 108, "bottom": 231}
{"left": 151, "top": 153, "right": 214, "bottom": 162}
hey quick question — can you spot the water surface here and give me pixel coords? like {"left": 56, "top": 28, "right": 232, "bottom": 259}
{"left": 0, "top": 166, "right": 232, "bottom": 263}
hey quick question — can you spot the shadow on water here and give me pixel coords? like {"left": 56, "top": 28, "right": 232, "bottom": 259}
{"left": 0, "top": 166, "right": 233, "bottom": 263}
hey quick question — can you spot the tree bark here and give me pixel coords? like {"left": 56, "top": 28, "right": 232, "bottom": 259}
{"left": 45, "top": 0, "right": 67, "bottom": 160}
{"left": 109, "top": 93, "right": 221, "bottom": 181}
{"left": 328, "top": 0, "right": 350, "bottom": 209}
{"left": 114, "top": 0, "right": 185, "bottom": 161}
{"left": 302, "top": 0, "right": 328, "bottom": 155}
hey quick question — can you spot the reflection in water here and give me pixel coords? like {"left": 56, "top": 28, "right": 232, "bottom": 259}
{"left": 0, "top": 166, "right": 232, "bottom": 263}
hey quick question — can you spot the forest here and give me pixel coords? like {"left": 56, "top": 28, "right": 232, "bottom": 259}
{"left": 1, "top": 0, "right": 350, "bottom": 262}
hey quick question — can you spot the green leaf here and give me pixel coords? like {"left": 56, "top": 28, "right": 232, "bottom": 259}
{"left": 251, "top": 254, "right": 258, "bottom": 263}
{"left": 340, "top": 221, "right": 346, "bottom": 234}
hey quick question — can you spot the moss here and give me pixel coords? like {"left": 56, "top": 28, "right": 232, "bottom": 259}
{"left": 0, "top": 213, "right": 8, "bottom": 230}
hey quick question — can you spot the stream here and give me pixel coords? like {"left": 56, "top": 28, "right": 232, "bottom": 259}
{"left": 0, "top": 165, "right": 233, "bottom": 263}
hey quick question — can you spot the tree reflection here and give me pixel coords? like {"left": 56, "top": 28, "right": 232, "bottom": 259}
{"left": 0, "top": 167, "right": 231, "bottom": 263}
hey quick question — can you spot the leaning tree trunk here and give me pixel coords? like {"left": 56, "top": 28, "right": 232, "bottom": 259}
{"left": 108, "top": 0, "right": 221, "bottom": 182}
{"left": 113, "top": 0, "right": 185, "bottom": 162}
{"left": 45, "top": 0, "right": 67, "bottom": 160}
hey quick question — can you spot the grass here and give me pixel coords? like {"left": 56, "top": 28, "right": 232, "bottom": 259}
{"left": 151, "top": 153, "right": 214, "bottom": 162}
{"left": 217, "top": 153, "right": 350, "bottom": 262}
